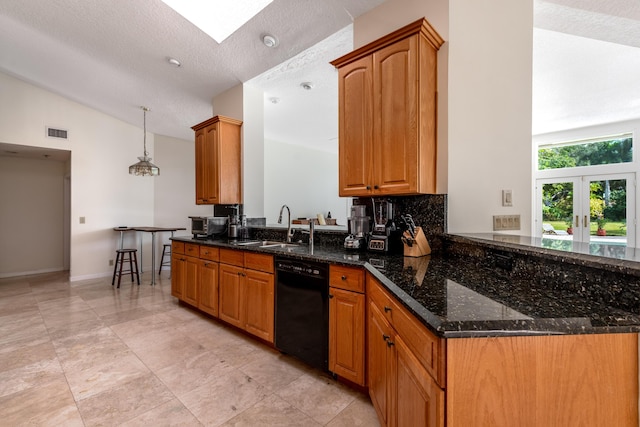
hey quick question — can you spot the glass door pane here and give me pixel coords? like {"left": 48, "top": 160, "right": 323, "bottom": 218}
{"left": 582, "top": 174, "right": 635, "bottom": 249}
{"left": 536, "top": 178, "right": 580, "bottom": 249}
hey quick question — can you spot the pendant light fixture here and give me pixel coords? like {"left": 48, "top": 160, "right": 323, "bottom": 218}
{"left": 129, "top": 106, "right": 160, "bottom": 176}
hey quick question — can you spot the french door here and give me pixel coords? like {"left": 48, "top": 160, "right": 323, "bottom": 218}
{"left": 535, "top": 173, "right": 635, "bottom": 248}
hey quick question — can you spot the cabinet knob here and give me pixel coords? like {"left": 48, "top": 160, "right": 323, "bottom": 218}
{"left": 384, "top": 306, "right": 392, "bottom": 313}
{"left": 329, "top": 294, "right": 334, "bottom": 299}
{"left": 374, "top": 185, "right": 379, "bottom": 190}
{"left": 382, "top": 334, "right": 390, "bottom": 342}
{"left": 386, "top": 340, "right": 395, "bottom": 348}
{"left": 341, "top": 275, "right": 347, "bottom": 280}
{"left": 366, "top": 186, "right": 371, "bottom": 190}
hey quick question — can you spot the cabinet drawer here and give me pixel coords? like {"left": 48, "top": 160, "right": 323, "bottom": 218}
{"left": 368, "top": 274, "right": 445, "bottom": 388}
{"left": 330, "top": 265, "right": 365, "bottom": 293}
{"left": 199, "top": 246, "right": 219, "bottom": 261}
{"left": 220, "top": 248, "right": 244, "bottom": 267}
{"left": 245, "top": 253, "right": 274, "bottom": 274}
{"left": 185, "top": 243, "right": 200, "bottom": 257}
{"left": 172, "top": 241, "right": 185, "bottom": 255}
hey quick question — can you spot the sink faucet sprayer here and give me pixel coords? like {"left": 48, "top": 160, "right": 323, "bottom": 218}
{"left": 278, "top": 205, "right": 294, "bottom": 243}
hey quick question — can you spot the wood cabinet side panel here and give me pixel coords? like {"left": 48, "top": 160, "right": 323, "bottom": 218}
{"left": 447, "top": 334, "right": 639, "bottom": 427}
{"left": 536, "top": 333, "right": 638, "bottom": 427}
{"left": 417, "top": 35, "right": 438, "bottom": 194}
{"left": 217, "top": 121, "right": 242, "bottom": 204}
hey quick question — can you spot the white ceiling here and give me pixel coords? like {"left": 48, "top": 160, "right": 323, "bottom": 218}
{"left": 1, "top": 0, "right": 639, "bottom": 161}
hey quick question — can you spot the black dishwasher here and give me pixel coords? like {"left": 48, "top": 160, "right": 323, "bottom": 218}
{"left": 275, "top": 257, "right": 329, "bottom": 372}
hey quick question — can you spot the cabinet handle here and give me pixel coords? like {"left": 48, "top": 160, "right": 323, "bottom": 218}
{"left": 384, "top": 306, "right": 392, "bottom": 313}
{"left": 382, "top": 334, "right": 390, "bottom": 342}
{"left": 329, "top": 294, "right": 334, "bottom": 299}
{"left": 584, "top": 215, "right": 588, "bottom": 227}
{"left": 386, "top": 340, "right": 395, "bottom": 348}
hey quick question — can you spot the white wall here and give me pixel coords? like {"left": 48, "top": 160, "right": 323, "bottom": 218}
{"left": 355, "top": 0, "right": 534, "bottom": 235}
{"left": 0, "top": 71, "right": 197, "bottom": 280}
{"left": 264, "top": 139, "right": 348, "bottom": 226}
{"left": 447, "top": 0, "right": 533, "bottom": 234}
{"left": 0, "top": 156, "right": 65, "bottom": 277}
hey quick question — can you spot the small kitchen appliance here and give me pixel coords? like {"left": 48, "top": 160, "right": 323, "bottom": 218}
{"left": 344, "top": 204, "right": 370, "bottom": 249}
{"left": 228, "top": 214, "right": 239, "bottom": 239}
{"left": 368, "top": 198, "right": 396, "bottom": 252}
{"left": 190, "top": 216, "right": 227, "bottom": 238}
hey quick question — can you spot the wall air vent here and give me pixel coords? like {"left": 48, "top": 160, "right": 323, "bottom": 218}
{"left": 46, "top": 127, "right": 68, "bottom": 139}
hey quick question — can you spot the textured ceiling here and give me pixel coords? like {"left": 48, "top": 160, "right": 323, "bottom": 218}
{"left": 0, "top": 0, "right": 382, "bottom": 150}
{"left": 1, "top": 0, "right": 639, "bottom": 161}
{"left": 533, "top": 0, "right": 640, "bottom": 135}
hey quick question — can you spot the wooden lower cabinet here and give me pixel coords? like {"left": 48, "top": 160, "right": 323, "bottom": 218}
{"left": 368, "top": 302, "right": 393, "bottom": 426}
{"left": 244, "top": 269, "right": 275, "bottom": 342}
{"left": 171, "top": 244, "right": 219, "bottom": 317}
{"left": 198, "top": 259, "right": 218, "bottom": 317}
{"left": 218, "top": 263, "right": 243, "bottom": 328}
{"left": 329, "top": 265, "right": 366, "bottom": 386}
{"left": 218, "top": 249, "right": 274, "bottom": 343}
{"left": 170, "top": 253, "right": 185, "bottom": 299}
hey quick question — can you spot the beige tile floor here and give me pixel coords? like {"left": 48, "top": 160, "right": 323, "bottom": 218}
{"left": 0, "top": 270, "right": 380, "bottom": 426}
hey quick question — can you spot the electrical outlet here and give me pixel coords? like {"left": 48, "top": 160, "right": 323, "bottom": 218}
{"left": 79, "top": 216, "right": 85, "bottom": 224}
{"left": 109, "top": 259, "right": 114, "bottom": 266}
{"left": 493, "top": 214, "right": 521, "bottom": 231}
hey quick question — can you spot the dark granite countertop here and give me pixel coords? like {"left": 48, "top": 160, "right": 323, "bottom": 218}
{"left": 172, "top": 235, "right": 640, "bottom": 339}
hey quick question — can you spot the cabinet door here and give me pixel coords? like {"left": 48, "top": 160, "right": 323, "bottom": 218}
{"left": 372, "top": 35, "right": 418, "bottom": 195}
{"left": 218, "top": 263, "right": 243, "bottom": 328}
{"left": 244, "top": 269, "right": 274, "bottom": 343}
{"left": 198, "top": 260, "right": 218, "bottom": 317}
{"left": 395, "top": 335, "right": 444, "bottom": 427}
{"left": 329, "top": 287, "right": 365, "bottom": 385}
{"left": 369, "top": 301, "right": 394, "bottom": 426}
{"left": 337, "top": 55, "right": 373, "bottom": 197}
{"left": 171, "top": 254, "right": 185, "bottom": 299}
{"left": 183, "top": 256, "right": 199, "bottom": 306}
{"left": 195, "top": 123, "right": 218, "bottom": 204}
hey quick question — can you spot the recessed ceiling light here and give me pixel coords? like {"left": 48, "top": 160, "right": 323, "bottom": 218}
{"left": 161, "top": 0, "right": 273, "bottom": 43}
{"left": 262, "top": 35, "right": 278, "bottom": 48}
{"left": 168, "top": 57, "right": 181, "bottom": 67}
{"left": 300, "top": 82, "right": 314, "bottom": 90}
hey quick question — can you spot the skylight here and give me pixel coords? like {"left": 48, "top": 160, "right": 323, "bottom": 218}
{"left": 161, "top": 0, "right": 273, "bottom": 44}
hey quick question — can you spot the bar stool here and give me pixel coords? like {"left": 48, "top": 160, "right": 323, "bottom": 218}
{"left": 112, "top": 249, "right": 140, "bottom": 288}
{"left": 158, "top": 243, "right": 172, "bottom": 276}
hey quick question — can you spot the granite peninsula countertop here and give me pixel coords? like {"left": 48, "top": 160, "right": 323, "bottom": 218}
{"left": 172, "top": 234, "right": 640, "bottom": 339}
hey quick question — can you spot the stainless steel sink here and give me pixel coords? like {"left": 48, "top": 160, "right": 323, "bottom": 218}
{"left": 232, "top": 240, "right": 299, "bottom": 248}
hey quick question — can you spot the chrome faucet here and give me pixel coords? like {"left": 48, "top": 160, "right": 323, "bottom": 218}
{"left": 301, "top": 221, "right": 315, "bottom": 254}
{"left": 278, "top": 204, "right": 293, "bottom": 243}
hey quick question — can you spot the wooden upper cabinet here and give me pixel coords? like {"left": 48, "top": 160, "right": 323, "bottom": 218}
{"left": 337, "top": 55, "right": 373, "bottom": 197}
{"left": 192, "top": 115, "right": 243, "bottom": 205}
{"left": 332, "top": 18, "right": 444, "bottom": 196}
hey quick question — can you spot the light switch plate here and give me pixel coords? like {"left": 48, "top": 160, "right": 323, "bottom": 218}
{"left": 79, "top": 216, "right": 85, "bottom": 224}
{"left": 502, "top": 190, "right": 513, "bottom": 207}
